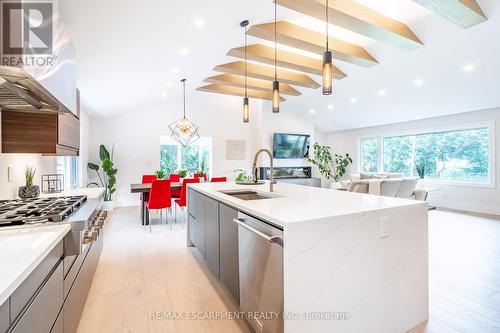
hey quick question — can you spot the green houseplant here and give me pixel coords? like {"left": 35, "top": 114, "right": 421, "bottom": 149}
{"left": 197, "top": 158, "right": 207, "bottom": 181}
{"left": 18, "top": 166, "right": 40, "bottom": 199}
{"left": 307, "top": 143, "right": 352, "bottom": 183}
{"left": 415, "top": 159, "right": 427, "bottom": 179}
{"left": 88, "top": 145, "right": 118, "bottom": 208}
{"left": 178, "top": 169, "right": 188, "bottom": 179}
{"left": 155, "top": 170, "right": 166, "bottom": 179}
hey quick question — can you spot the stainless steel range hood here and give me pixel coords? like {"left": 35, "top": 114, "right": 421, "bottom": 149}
{"left": 0, "top": 66, "right": 72, "bottom": 114}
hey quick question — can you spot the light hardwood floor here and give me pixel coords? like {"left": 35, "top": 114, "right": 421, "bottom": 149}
{"left": 77, "top": 207, "right": 500, "bottom": 333}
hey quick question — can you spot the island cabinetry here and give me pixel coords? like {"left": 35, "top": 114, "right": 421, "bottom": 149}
{"left": 219, "top": 203, "right": 239, "bottom": 303}
{"left": 188, "top": 189, "right": 240, "bottom": 302}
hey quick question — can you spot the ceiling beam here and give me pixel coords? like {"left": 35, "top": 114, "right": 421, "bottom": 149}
{"left": 412, "top": 0, "right": 487, "bottom": 28}
{"left": 204, "top": 74, "right": 302, "bottom": 96}
{"left": 197, "top": 84, "right": 286, "bottom": 101}
{"left": 227, "top": 44, "right": 347, "bottom": 79}
{"left": 248, "top": 21, "right": 378, "bottom": 67}
{"left": 214, "top": 61, "right": 320, "bottom": 89}
{"left": 275, "top": 0, "right": 423, "bottom": 50}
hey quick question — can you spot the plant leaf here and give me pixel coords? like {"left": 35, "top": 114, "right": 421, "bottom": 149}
{"left": 99, "top": 145, "right": 110, "bottom": 161}
{"left": 88, "top": 163, "right": 99, "bottom": 171}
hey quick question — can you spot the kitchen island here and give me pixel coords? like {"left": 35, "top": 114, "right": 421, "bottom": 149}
{"left": 187, "top": 181, "right": 428, "bottom": 333}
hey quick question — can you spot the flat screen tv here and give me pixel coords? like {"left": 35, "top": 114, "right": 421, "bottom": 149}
{"left": 273, "top": 133, "right": 310, "bottom": 159}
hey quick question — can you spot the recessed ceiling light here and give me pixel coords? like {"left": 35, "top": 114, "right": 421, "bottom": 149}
{"left": 193, "top": 18, "right": 204, "bottom": 28}
{"left": 328, "top": 104, "right": 334, "bottom": 110}
{"left": 180, "top": 47, "right": 190, "bottom": 55}
{"left": 463, "top": 63, "right": 475, "bottom": 72}
{"left": 413, "top": 79, "right": 424, "bottom": 86}
{"left": 350, "top": 98, "right": 357, "bottom": 104}
{"left": 309, "top": 109, "right": 316, "bottom": 115}
{"left": 378, "top": 89, "right": 386, "bottom": 96}
{"left": 171, "top": 67, "right": 180, "bottom": 74}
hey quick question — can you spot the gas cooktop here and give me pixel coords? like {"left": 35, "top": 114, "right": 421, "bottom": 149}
{"left": 0, "top": 196, "right": 87, "bottom": 227}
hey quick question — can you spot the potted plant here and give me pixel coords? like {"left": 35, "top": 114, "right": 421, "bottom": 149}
{"left": 88, "top": 144, "right": 118, "bottom": 211}
{"left": 155, "top": 170, "right": 166, "bottom": 180}
{"left": 197, "top": 159, "right": 207, "bottom": 182}
{"left": 178, "top": 169, "right": 188, "bottom": 181}
{"left": 307, "top": 143, "right": 352, "bottom": 188}
{"left": 18, "top": 166, "right": 40, "bottom": 199}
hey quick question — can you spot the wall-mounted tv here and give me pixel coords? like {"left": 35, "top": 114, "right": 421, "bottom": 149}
{"left": 273, "top": 133, "right": 310, "bottom": 159}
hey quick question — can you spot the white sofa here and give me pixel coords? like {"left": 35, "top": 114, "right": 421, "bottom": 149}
{"left": 337, "top": 172, "right": 426, "bottom": 200}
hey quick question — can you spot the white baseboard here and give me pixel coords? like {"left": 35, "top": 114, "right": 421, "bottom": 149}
{"left": 429, "top": 198, "right": 500, "bottom": 216}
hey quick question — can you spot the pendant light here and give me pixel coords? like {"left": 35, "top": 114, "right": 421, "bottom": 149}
{"left": 272, "top": 0, "right": 280, "bottom": 113}
{"left": 241, "top": 20, "right": 250, "bottom": 123}
{"left": 322, "top": 0, "right": 333, "bottom": 95}
{"left": 169, "top": 79, "right": 200, "bottom": 146}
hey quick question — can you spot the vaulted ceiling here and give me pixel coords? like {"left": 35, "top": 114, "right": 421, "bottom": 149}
{"left": 61, "top": 0, "right": 500, "bottom": 132}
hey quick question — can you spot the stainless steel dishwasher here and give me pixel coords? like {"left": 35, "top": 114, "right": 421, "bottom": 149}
{"left": 234, "top": 212, "right": 284, "bottom": 333}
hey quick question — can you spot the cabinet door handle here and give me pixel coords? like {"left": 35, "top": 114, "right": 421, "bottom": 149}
{"left": 189, "top": 213, "right": 196, "bottom": 220}
{"left": 233, "top": 218, "right": 283, "bottom": 247}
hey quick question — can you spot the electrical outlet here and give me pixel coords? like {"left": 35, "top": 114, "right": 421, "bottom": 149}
{"left": 380, "top": 217, "right": 390, "bottom": 238}
{"left": 7, "top": 166, "right": 13, "bottom": 182}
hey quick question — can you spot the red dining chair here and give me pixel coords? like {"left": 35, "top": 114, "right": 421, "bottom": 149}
{"left": 145, "top": 180, "right": 172, "bottom": 232}
{"left": 194, "top": 173, "right": 208, "bottom": 181}
{"left": 170, "top": 174, "right": 181, "bottom": 198}
{"left": 174, "top": 178, "right": 200, "bottom": 224}
{"left": 142, "top": 175, "right": 157, "bottom": 183}
{"left": 211, "top": 177, "right": 227, "bottom": 182}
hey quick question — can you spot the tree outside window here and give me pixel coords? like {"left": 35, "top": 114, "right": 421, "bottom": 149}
{"left": 160, "top": 137, "right": 213, "bottom": 177}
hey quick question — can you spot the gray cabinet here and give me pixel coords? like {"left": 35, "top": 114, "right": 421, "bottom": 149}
{"left": 188, "top": 189, "right": 206, "bottom": 258}
{"left": 205, "top": 197, "right": 220, "bottom": 278}
{"left": 219, "top": 204, "right": 239, "bottom": 303}
{"left": 11, "top": 261, "right": 63, "bottom": 333}
{"left": 0, "top": 300, "right": 8, "bottom": 333}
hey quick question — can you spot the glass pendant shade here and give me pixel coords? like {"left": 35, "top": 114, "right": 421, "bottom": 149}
{"left": 322, "top": 50, "right": 333, "bottom": 95}
{"left": 169, "top": 79, "right": 200, "bottom": 146}
{"left": 272, "top": 80, "right": 280, "bottom": 113}
{"left": 243, "top": 97, "right": 249, "bottom": 123}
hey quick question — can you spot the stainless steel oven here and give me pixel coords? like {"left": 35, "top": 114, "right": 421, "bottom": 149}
{"left": 234, "top": 212, "right": 284, "bottom": 333}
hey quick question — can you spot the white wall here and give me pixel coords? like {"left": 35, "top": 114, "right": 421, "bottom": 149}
{"left": 88, "top": 93, "right": 322, "bottom": 207}
{"left": 78, "top": 109, "right": 90, "bottom": 187}
{"left": 325, "top": 108, "right": 500, "bottom": 215}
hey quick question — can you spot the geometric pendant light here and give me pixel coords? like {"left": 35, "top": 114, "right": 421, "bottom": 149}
{"left": 322, "top": 0, "right": 333, "bottom": 95}
{"left": 169, "top": 79, "right": 200, "bottom": 146}
{"left": 272, "top": 0, "right": 280, "bottom": 113}
{"left": 241, "top": 20, "right": 250, "bottom": 123}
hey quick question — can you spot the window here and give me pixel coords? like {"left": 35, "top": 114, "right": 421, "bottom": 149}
{"left": 55, "top": 156, "right": 79, "bottom": 190}
{"left": 359, "top": 123, "right": 494, "bottom": 186}
{"left": 160, "top": 137, "right": 212, "bottom": 176}
{"left": 360, "top": 138, "right": 379, "bottom": 172}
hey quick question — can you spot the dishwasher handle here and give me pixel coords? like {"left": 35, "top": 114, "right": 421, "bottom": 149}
{"left": 233, "top": 218, "right": 284, "bottom": 247}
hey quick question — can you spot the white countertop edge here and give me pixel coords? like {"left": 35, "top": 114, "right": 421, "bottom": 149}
{"left": 188, "top": 182, "right": 426, "bottom": 228}
{"left": 0, "top": 224, "right": 71, "bottom": 305}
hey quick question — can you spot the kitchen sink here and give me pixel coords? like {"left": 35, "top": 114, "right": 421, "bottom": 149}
{"left": 219, "top": 190, "right": 275, "bottom": 201}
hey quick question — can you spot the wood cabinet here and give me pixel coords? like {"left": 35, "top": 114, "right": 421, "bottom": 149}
{"left": 1, "top": 111, "right": 79, "bottom": 155}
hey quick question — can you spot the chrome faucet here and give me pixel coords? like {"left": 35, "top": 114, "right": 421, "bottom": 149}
{"left": 252, "top": 149, "right": 275, "bottom": 192}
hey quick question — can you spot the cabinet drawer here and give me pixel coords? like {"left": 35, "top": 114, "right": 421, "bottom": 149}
{"left": 10, "top": 241, "right": 63, "bottom": 321}
{"left": 50, "top": 310, "right": 63, "bottom": 333}
{"left": 11, "top": 261, "right": 63, "bottom": 333}
{"left": 63, "top": 245, "right": 92, "bottom": 333}
{"left": 0, "top": 300, "right": 8, "bottom": 333}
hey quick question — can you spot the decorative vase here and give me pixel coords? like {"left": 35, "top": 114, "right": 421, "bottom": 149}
{"left": 103, "top": 200, "right": 114, "bottom": 212}
{"left": 18, "top": 185, "right": 40, "bottom": 199}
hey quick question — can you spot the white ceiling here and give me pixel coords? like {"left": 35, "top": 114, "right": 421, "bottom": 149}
{"left": 60, "top": 0, "right": 500, "bottom": 133}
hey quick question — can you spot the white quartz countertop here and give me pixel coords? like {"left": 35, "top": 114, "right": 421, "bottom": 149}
{"left": 189, "top": 181, "right": 426, "bottom": 227}
{"left": 0, "top": 224, "right": 71, "bottom": 305}
{"left": 40, "top": 187, "right": 105, "bottom": 199}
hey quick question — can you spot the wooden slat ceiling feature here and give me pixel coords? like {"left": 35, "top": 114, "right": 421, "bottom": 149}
{"left": 275, "top": 0, "right": 423, "bottom": 50}
{"left": 247, "top": 21, "right": 378, "bottom": 68}
{"left": 214, "top": 61, "right": 320, "bottom": 89}
{"left": 412, "top": 0, "right": 487, "bottom": 28}
{"left": 204, "top": 74, "right": 301, "bottom": 96}
{"left": 227, "top": 44, "right": 347, "bottom": 79}
{"left": 197, "top": 84, "right": 286, "bottom": 101}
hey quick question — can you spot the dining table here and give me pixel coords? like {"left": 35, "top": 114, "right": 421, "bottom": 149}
{"left": 130, "top": 182, "right": 182, "bottom": 225}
